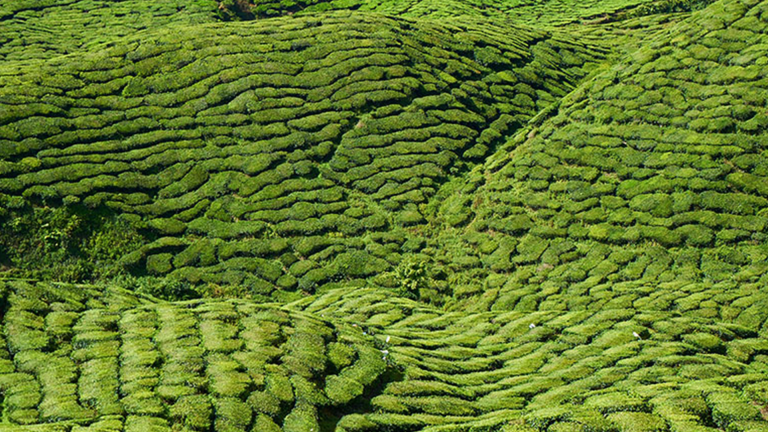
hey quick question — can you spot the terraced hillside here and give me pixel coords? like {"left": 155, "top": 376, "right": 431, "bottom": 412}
{"left": 292, "top": 287, "right": 768, "bottom": 432}
{"left": 433, "top": 0, "right": 768, "bottom": 313}
{"left": 0, "top": 280, "right": 391, "bottom": 431}
{"left": 0, "top": 1, "right": 222, "bottom": 62}
{"left": 2, "top": 0, "right": 768, "bottom": 430}
{"left": 216, "top": 0, "right": 715, "bottom": 25}
{"left": 0, "top": 11, "right": 608, "bottom": 297}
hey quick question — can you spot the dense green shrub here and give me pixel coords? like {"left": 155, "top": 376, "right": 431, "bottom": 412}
{"left": 326, "top": 375, "right": 364, "bottom": 404}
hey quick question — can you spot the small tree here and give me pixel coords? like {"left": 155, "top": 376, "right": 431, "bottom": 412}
{"left": 394, "top": 257, "right": 428, "bottom": 301}
{"left": 217, "top": 0, "right": 256, "bottom": 20}
{"left": 393, "top": 256, "right": 449, "bottom": 305}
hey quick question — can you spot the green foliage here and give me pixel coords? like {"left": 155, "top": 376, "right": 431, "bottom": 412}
{"left": 682, "top": 332, "right": 724, "bottom": 353}
{"left": 0, "top": 204, "right": 146, "bottom": 282}
{"left": 4, "top": 1, "right": 768, "bottom": 432}
{"left": 584, "top": 392, "right": 647, "bottom": 413}
{"left": 708, "top": 393, "right": 762, "bottom": 428}
{"left": 393, "top": 256, "right": 430, "bottom": 300}
{"left": 607, "top": 412, "right": 668, "bottom": 432}
{"left": 325, "top": 375, "right": 364, "bottom": 404}
{"left": 0, "top": 3, "right": 609, "bottom": 300}
{"left": 111, "top": 275, "right": 202, "bottom": 301}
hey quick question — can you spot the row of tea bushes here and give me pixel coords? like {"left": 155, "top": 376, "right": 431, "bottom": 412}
{"left": 0, "top": 11, "right": 606, "bottom": 293}
{"left": 292, "top": 286, "right": 768, "bottom": 432}
{"left": 431, "top": 0, "right": 768, "bottom": 308}
{"left": 0, "top": 280, "right": 389, "bottom": 430}
{"left": 0, "top": 0, "right": 221, "bottom": 62}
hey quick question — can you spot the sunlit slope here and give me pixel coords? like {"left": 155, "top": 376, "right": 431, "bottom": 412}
{"left": 0, "top": 280, "right": 390, "bottom": 431}
{"left": 432, "top": 0, "right": 768, "bottom": 312}
{"left": 290, "top": 287, "right": 768, "bottom": 432}
{"left": 0, "top": 12, "right": 606, "bottom": 296}
{"left": 1, "top": 279, "right": 767, "bottom": 431}
{"left": 0, "top": 0, "right": 221, "bottom": 62}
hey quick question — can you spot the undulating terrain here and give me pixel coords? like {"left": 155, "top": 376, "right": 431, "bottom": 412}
{"left": 1, "top": 0, "right": 768, "bottom": 430}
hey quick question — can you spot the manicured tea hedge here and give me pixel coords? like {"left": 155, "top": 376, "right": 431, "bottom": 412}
{"left": 0, "top": 10, "right": 606, "bottom": 296}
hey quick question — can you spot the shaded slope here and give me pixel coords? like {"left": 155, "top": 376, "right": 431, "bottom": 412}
{"left": 229, "top": 0, "right": 713, "bottom": 26}
{"left": 430, "top": 0, "right": 768, "bottom": 312}
{"left": 0, "top": 11, "right": 606, "bottom": 297}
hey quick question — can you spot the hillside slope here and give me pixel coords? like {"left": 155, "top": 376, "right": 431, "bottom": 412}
{"left": 1, "top": 0, "right": 768, "bottom": 430}
{"left": 1, "top": 277, "right": 767, "bottom": 431}
{"left": 0, "top": 0, "right": 221, "bottom": 62}
{"left": 0, "top": 280, "right": 390, "bottom": 431}
{"left": 0, "top": 11, "right": 606, "bottom": 299}
{"left": 432, "top": 0, "right": 768, "bottom": 315}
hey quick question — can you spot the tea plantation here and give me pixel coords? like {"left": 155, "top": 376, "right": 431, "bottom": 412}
{"left": 1, "top": 0, "right": 768, "bottom": 430}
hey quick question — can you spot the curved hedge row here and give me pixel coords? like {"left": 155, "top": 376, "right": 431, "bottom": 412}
{"left": 3, "top": 278, "right": 767, "bottom": 431}
{"left": 291, "top": 286, "right": 768, "bottom": 432}
{"left": 432, "top": 0, "right": 768, "bottom": 310}
{"left": 0, "top": 280, "right": 389, "bottom": 431}
{"left": 0, "top": 11, "right": 606, "bottom": 297}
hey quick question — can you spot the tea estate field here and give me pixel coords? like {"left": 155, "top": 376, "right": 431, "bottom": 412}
{"left": 1, "top": 0, "right": 768, "bottom": 430}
